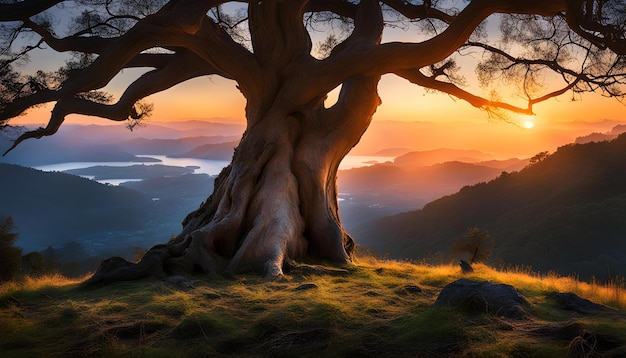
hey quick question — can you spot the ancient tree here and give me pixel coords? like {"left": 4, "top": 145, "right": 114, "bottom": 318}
{"left": 1, "top": 0, "right": 624, "bottom": 282}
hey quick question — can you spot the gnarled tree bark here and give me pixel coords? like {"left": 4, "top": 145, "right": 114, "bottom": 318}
{"left": 86, "top": 74, "right": 381, "bottom": 284}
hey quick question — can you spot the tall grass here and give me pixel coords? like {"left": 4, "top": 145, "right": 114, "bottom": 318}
{"left": 0, "top": 273, "right": 88, "bottom": 298}
{"left": 1, "top": 257, "right": 625, "bottom": 357}
{"left": 355, "top": 256, "right": 626, "bottom": 310}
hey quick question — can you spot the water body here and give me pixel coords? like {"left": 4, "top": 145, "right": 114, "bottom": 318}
{"left": 34, "top": 154, "right": 393, "bottom": 185}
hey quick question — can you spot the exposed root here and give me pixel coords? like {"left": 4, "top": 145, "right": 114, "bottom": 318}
{"left": 287, "top": 263, "right": 350, "bottom": 277}
{"left": 82, "top": 236, "right": 193, "bottom": 286}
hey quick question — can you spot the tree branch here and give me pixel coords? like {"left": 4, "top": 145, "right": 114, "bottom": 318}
{"left": 22, "top": 18, "right": 114, "bottom": 54}
{"left": 0, "top": 0, "right": 64, "bottom": 21}
{"left": 3, "top": 50, "right": 217, "bottom": 155}
{"left": 565, "top": 0, "right": 626, "bottom": 55}
{"left": 382, "top": 0, "right": 455, "bottom": 23}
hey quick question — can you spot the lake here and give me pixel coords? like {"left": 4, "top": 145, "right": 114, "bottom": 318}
{"left": 34, "top": 154, "right": 393, "bottom": 185}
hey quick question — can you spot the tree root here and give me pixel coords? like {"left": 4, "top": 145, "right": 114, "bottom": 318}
{"left": 82, "top": 235, "right": 192, "bottom": 286}
{"left": 287, "top": 263, "right": 350, "bottom": 277}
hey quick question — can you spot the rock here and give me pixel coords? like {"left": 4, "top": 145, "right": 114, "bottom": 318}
{"left": 546, "top": 292, "right": 615, "bottom": 314}
{"left": 434, "top": 279, "right": 529, "bottom": 319}
{"left": 402, "top": 285, "right": 422, "bottom": 294}
{"left": 459, "top": 260, "right": 474, "bottom": 274}
{"left": 167, "top": 275, "right": 195, "bottom": 290}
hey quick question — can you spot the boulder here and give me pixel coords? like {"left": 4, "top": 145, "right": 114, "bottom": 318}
{"left": 547, "top": 292, "right": 615, "bottom": 314}
{"left": 434, "top": 279, "right": 529, "bottom": 319}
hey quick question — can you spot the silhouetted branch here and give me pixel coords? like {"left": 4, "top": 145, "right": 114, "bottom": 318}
{"left": 0, "top": 0, "right": 64, "bottom": 21}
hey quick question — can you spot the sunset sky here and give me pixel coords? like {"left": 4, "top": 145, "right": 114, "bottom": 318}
{"left": 13, "top": 66, "right": 625, "bottom": 159}
{"left": 8, "top": 8, "right": 626, "bottom": 160}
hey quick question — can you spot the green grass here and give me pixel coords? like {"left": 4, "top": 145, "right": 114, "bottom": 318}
{"left": 1, "top": 257, "right": 625, "bottom": 357}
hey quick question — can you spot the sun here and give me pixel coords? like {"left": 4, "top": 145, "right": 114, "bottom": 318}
{"left": 521, "top": 115, "right": 535, "bottom": 129}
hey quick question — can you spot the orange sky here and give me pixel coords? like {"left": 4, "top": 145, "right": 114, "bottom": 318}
{"left": 13, "top": 67, "right": 625, "bottom": 159}
{"left": 9, "top": 14, "right": 626, "bottom": 160}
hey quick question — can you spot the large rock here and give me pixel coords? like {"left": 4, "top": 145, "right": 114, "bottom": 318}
{"left": 546, "top": 292, "right": 615, "bottom": 314}
{"left": 434, "top": 279, "right": 529, "bottom": 319}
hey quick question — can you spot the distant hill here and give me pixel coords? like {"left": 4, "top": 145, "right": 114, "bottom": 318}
{"left": 575, "top": 124, "right": 626, "bottom": 144}
{"left": 117, "top": 136, "right": 240, "bottom": 156}
{"left": 0, "top": 164, "right": 151, "bottom": 252}
{"left": 393, "top": 148, "right": 495, "bottom": 168}
{"left": 353, "top": 134, "right": 626, "bottom": 280}
{"left": 64, "top": 164, "right": 195, "bottom": 180}
{"left": 337, "top": 157, "right": 528, "bottom": 234}
{"left": 0, "top": 122, "right": 244, "bottom": 165}
{"left": 169, "top": 140, "right": 239, "bottom": 160}
{"left": 0, "top": 164, "right": 215, "bottom": 258}
{"left": 374, "top": 147, "right": 413, "bottom": 157}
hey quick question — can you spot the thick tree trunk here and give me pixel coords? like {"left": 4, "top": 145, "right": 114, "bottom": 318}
{"left": 84, "top": 75, "right": 380, "bottom": 285}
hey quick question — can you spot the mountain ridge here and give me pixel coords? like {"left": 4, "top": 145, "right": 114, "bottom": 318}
{"left": 353, "top": 134, "right": 626, "bottom": 280}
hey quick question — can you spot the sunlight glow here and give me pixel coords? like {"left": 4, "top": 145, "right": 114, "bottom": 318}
{"left": 521, "top": 115, "right": 535, "bottom": 129}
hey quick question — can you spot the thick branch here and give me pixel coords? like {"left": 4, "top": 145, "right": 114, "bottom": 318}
{"left": 3, "top": 51, "right": 215, "bottom": 155}
{"left": 380, "top": 0, "right": 567, "bottom": 71}
{"left": 566, "top": 0, "right": 626, "bottom": 55}
{"left": 396, "top": 68, "right": 584, "bottom": 115}
{"left": 382, "top": 0, "right": 455, "bottom": 23}
{"left": 249, "top": 0, "right": 313, "bottom": 65}
{"left": 311, "top": 0, "right": 567, "bottom": 103}
{"left": 0, "top": 0, "right": 64, "bottom": 21}
{"left": 22, "top": 18, "right": 114, "bottom": 54}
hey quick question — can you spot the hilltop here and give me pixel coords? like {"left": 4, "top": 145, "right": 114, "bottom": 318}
{"left": 354, "top": 134, "right": 626, "bottom": 280}
{"left": 1, "top": 258, "right": 624, "bottom": 357}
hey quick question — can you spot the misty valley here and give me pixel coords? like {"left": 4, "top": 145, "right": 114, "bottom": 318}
{"left": 2, "top": 121, "right": 626, "bottom": 281}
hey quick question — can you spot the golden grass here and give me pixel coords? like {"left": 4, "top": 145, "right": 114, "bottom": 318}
{"left": 1, "top": 258, "right": 624, "bottom": 357}
{"left": 0, "top": 273, "right": 88, "bottom": 297}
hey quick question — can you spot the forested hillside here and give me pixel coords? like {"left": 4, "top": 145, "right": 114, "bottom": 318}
{"left": 354, "top": 134, "right": 626, "bottom": 280}
{"left": 0, "top": 164, "right": 152, "bottom": 252}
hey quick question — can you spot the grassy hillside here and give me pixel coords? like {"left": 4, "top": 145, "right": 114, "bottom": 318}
{"left": 1, "top": 258, "right": 625, "bottom": 357}
{"left": 354, "top": 134, "right": 626, "bottom": 281}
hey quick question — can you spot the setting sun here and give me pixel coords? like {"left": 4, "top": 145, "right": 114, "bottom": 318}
{"left": 521, "top": 115, "right": 535, "bottom": 129}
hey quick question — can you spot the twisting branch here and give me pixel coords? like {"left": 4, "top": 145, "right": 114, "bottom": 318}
{"left": 3, "top": 50, "right": 215, "bottom": 156}
{"left": 382, "top": 0, "right": 455, "bottom": 23}
{"left": 565, "top": 0, "right": 626, "bottom": 55}
{"left": 0, "top": 0, "right": 64, "bottom": 21}
{"left": 396, "top": 67, "right": 584, "bottom": 115}
{"left": 22, "top": 18, "right": 115, "bottom": 54}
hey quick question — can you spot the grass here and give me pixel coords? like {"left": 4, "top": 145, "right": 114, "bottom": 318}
{"left": 0, "top": 257, "right": 625, "bottom": 357}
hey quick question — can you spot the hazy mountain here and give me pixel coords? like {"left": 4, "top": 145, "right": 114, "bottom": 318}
{"left": 117, "top": 136, "right": 240, "bottom": 155}
{"left": 374, "top": 147, "right": 413, "bottom": 157}
{"left": 393, "top": 148, "right": 495, "bottom": 168}
{"left": 350, "top": 119, "right": 626, "bottom": 158}
{"left": 58, "top": 121, "right": 243, "bottom": 144}
{"left": 0, "top": 134, "right": 154, "bottom": 166}
{"left": 353, "top": 134, "right": 626, "bottom": 280}
{"left": 63, "top": 164, "right": 196, "bottom": 180}
{"left": 337, "top": 157, "right": 528, "bottom": 232}
{"left": 0, "top": 121, "right": 244, "bottom": 165}
{"left": 169, "top": 140, "right": 239, "bottom": 160}
{"left": 0, "top": 125, "right": 157, "bottom": 166}
{"left": 575, "top": 124, "right": 626, "bottom": 144}
{"left": 150, "top": 120, "right": 244, "bottom": 136}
